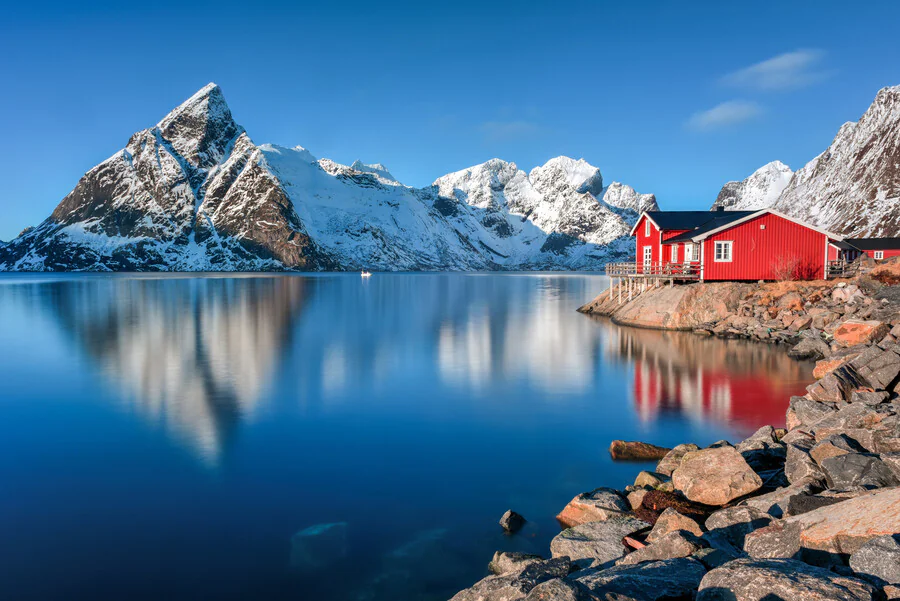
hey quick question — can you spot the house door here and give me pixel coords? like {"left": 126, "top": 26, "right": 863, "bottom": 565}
{"left": 643, "top": 246, "right": 653, "bottom": 273}
{"left": 684, "top": 244, "right": 694, "bottom": 263}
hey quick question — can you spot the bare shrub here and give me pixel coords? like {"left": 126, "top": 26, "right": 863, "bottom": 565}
{"left": 772, "top": 255, "right": 800, "bottom": 281}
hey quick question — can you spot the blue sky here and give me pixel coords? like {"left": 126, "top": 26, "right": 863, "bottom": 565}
{"left": 1, "top": 0, "right": 898, "bottom": 241}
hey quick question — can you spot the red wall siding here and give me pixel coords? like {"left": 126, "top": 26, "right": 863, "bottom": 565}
{"left": 862, "top": 249, "right": 900, "bottom": 260}
{"left": 634, "top": 215, "right": 662, "bottom": 267}
{"left": 827, "top": 244, "right": 840, "bottom": 261}
{"left": 702, "top": 213, "right": 827, "bottom": 281}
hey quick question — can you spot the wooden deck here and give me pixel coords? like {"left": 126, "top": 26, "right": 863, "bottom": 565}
{"left": 605, "top": 261, "right": 701, "bottom": 279}
{"left": 603, "top": 261, "right": 701, "bottom": 305}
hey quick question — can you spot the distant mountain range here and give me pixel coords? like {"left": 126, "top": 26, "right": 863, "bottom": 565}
{"left": 711, "top": 85, "right": 900, "bottom": 237}
{"left": 2, "top": 83, "right": 897, "bottom": 272}
{"left": 0, "top": 84, "right": 656, "bottom": 272}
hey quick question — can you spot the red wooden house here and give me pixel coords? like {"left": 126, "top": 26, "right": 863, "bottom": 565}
{"left": 844, "top": 238, "right": 900, "bottom": 261}
{"left": 627, "top": 207, "right": 845, "bottom": 281}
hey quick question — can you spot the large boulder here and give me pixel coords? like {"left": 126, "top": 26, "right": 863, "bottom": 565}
{"left": 742, "top": 487, "right": 900, "bottom": 566}
{"left": 833, "top": 320, "right": 890, "bottom": 347}
{"left": 735, "top": 426, "right": 787, "bottom": 472}
{"left": 789, "top": 336, "right": 831, "bottom": 360}
{"left": 450, "top": 557, "right": 572, "bottom": 601}
{"left": 705, "top": 507, "right": 775, "bottom": 550}
{"left": 696, "top": 558, "right": 876, "bottom": 600}
{"left": 556, "top": 488, "right": 631, "bottom": 529}
{"left": 739, "top": 481, "right": 820, "bottom": 518}
{"left": 810, "top": 434, "right": 868, "bottom": 465}
{"left": 786, "top": 397, "right": 836, "bottom": 431}
{"left": 646, "top": 508, "right": 704, "bottom": 543}
{"left": 550, "top": 516, "right": 650, "bottom": 568}
{"left": 489, "top": 551, "right": 544, "bottom": 575}
{"left": 655, "top": 444, "right": 699, "bottom": 477}
{"left": 574, "top": 557, "right": 707, "bottom": 601}
{"left": 785, "top": 440, "right": 827, "bottom": 486}
{"left": 672, "top": 446, "right": 763, "bottom": 506}
{"left": 523, "top": 578, "right": 595, "bottom": 601}
{"left": 819, "top": 453, "right": 900, "bottom": 489}
{"left": 849, "top": 534, "right": 900, "bottom": 586}
{"left": 617, "top": 530, "right": 707, "bottom": 566}
{"left": 609, "top": 440, "right": 672, "bottom": 461}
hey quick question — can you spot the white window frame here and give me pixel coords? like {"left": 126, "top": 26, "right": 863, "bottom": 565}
{"left": 671, "top": 244, "right": 678, "bottom": 263}
{"left": 874, "top": 251, "right": 884, "bottom": 260}
{"left": 643, "top": 246, "right": 653, "bottom": 270}
{"left": 644, "top": 219, "right": 651, "bottom": 237}
{"left": 713, "top": 241, "right": 733, "bottom": 263}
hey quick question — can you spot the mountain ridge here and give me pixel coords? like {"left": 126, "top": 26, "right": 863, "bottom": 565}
{"left": 0, "top": 83, "right": 646, "bottom": 272}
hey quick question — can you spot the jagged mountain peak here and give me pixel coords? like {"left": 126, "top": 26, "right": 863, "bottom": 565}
{"left": 712, "top": 160, "right": 793, "bottom": 211}
{"left": 602, "top": 182, "right": 659, "bottom": 214}
{"left": 531, "top": 156, "right": 604, "bottom": 196}
{"left": 155, "top": 82, "right": 243, "bottom": 171}
{"left": 772, "top": 84, "right": 900, "bottom": 236}
{"left": 350, "top": 160, "right": 398, "bottom": 183}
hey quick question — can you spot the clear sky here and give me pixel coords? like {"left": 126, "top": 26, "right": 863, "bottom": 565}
{"left": 1, "top": 0, "right": 898, "bottom": 241}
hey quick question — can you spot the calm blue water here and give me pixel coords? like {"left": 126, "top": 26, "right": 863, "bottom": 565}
{"left": 0, "top": 273, "right": 813, "bottom": 601}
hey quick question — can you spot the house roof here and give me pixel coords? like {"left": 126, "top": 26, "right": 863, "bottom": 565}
{"left": 831, "top": 240, "right": 859, "bottom": 250}
{"left": 845, "top": 237, "right": 900, "bottom": 251}
{"left": 656, "top": 211, "right": 757, "bottom": 244}
{"left": 643, "top": 210, "right": 756, "bottom": 232}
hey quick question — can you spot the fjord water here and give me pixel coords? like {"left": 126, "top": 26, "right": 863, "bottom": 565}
{"left": 0, "top": 273, "right": 813, "bottom": 601}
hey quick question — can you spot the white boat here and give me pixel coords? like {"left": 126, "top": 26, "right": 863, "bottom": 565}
{"left": 361, "top": 270, "right": 372, "bottom": 277}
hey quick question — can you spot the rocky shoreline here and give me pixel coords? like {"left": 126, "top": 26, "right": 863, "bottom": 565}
{"left": 450, "top": 260, "right": 900, "bottom": 600}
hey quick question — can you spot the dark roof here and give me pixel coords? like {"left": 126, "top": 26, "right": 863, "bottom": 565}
{"left": 649, "top": 210, "right": 757, "bottom": 244}
{"left": 645, "top": 210, "right": 750, "bottom": 231}
{"left": 845, "top": 238, "right": 900, "bottom": 251}
{"left": 831, "top": 240, "right": 858, "bottom": 250}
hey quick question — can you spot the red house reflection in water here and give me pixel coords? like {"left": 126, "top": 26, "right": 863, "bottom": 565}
{"left": 602, "top": 322, "right": 815, "bottom": 436}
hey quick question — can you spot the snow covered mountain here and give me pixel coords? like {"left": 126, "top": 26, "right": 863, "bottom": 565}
{"left": 773, "top": 85, "right": 900, "bottom": 237}
{"left": 711, "top": 161, "right": 793, "bottom": 210}
{"left": 0, "top": 84, "right": 646, "bottom": 272}
{"left": 712, "top": 86, "right": 900, "bottom": 236}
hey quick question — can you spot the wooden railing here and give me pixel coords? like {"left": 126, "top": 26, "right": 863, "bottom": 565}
{"left": 605, "top": 261, "right": 701, "bottom": 279}
{"left": 827, "top": 260, "right": 857, "bottom": 279}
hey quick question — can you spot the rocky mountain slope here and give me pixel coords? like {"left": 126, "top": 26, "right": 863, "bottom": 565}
{"left": 713, "top": 85, "right": 900, "bottom": 236}
{"left": 710, "top": 161, "right": 793, "bottom": 211}
{"left": 774, "top": 85, "right": 900, "bottom": 237}
{"left": 0, "top": 84, "right": 650, "bottom": 272}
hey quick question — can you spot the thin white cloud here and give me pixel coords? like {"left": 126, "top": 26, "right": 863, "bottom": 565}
{"left": 687, "top": 100, "right": 762, "bottom": 131}
{"left": 722, "top": 49, "right": 830, "bottom": 91}
{"left": 479, "top": 120, "right": 540, "bottom": 142}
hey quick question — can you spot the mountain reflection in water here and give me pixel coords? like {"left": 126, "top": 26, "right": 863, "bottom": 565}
{"left": 0, "top": 273, "right": 815, "bottom": 601}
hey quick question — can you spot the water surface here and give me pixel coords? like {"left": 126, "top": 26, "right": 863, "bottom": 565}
{"left": 0, "top": 273, "right": 813, "bottom": 600}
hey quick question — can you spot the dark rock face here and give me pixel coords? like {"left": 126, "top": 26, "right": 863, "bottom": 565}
{"left": 617, "top": 530, "right": 707, "bottom": 565}
{"left": 523, "top": 578, "right": 595, "bottom": 601}
{"left": 574, "top": 557, "right": 707, "bottom": 601}
{"left": 705, "top": 507, "right": 775, "bottom": 550}
{"left": 451, "top": 557, "right": 573, "bottom": 601}
{"left": 697, "top": 558, "right": 876, "bottom": 600}
{"left": 819, "top": 453, "right": 900, "bottom": 489}
{"left": 489, "top": 551, "right": 544, "bottom": 576}
{"left": 849, "top": 534, "right": 900, "bottom": 586}
{"left": 550, "top": 516, "right": 650, "bottom": 568}
{"left": 736, "top": 426, "right": 787, "bottom": 472}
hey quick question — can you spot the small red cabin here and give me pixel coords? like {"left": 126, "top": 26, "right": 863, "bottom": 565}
{"left": 844, "top": 238, "right": 900, "bottom": 261}
{"left": 629, "top": 208, "right": 844, "bottom": 281}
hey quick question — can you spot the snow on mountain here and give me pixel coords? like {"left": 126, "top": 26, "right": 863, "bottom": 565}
{"left": 772, "top": 85, "right": 900, "bottom": 236}
{"left": 711, "top": 161, "right": 793, "bottom": 210}
{"left": 0, "top": 83, "right": 645, "bottom": 272}
{"left": 602, "top": 182, "right": 659, "bottom": 215}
